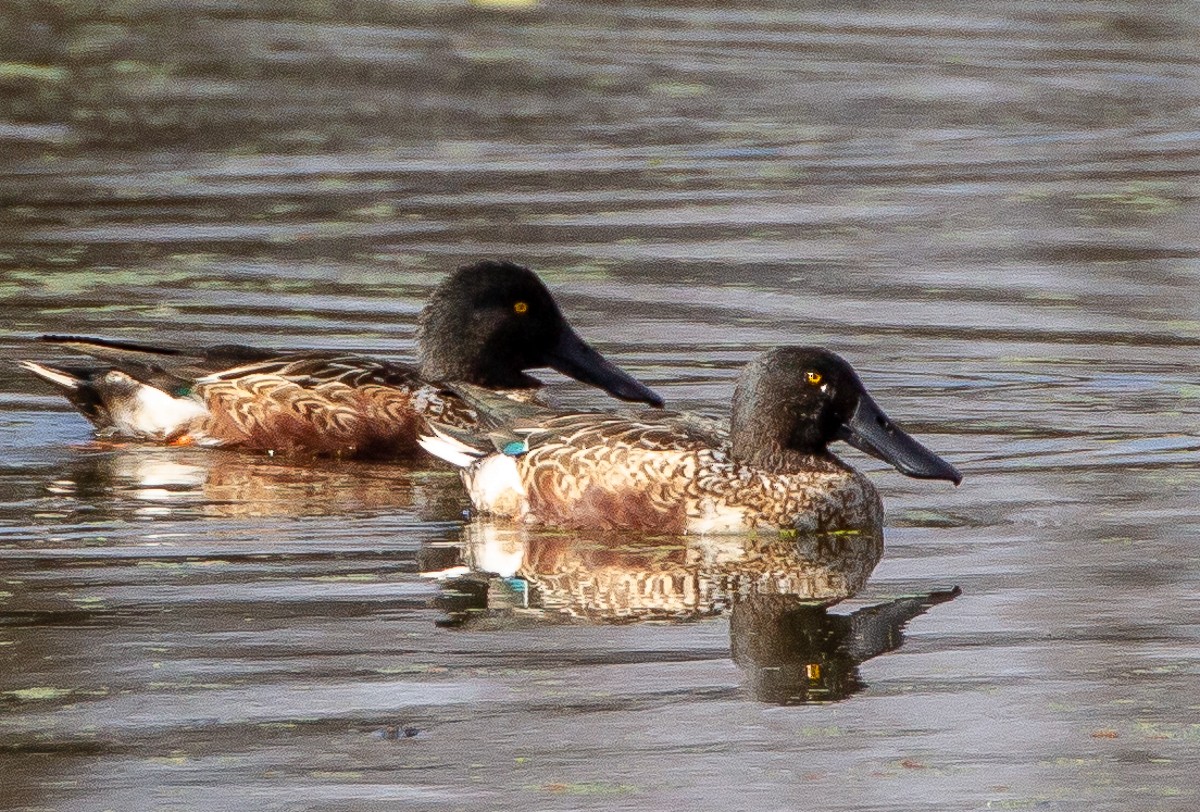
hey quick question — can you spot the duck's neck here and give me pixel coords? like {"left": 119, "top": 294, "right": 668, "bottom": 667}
{"left": 730, "top": 439, "right": 846, "bottom": 475}
{"left": 418, "top": 324, "right": 541, "bottom": 389}
{"left": 420, "top": 352, "right": 541, "bottom": 389}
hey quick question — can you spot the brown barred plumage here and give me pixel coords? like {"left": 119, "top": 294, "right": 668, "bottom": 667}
{"left": 189, "top": 355, "right": 479, "bottom": 456}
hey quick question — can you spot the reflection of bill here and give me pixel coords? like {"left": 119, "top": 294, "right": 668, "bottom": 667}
{"left": 426, "top": 524, "right": 958, "bottom": 703}
{"left": 731, "top": 589, "right": 960, "bottom": 704}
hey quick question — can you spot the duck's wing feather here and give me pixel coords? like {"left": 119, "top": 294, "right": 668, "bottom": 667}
{"left": 38, "top": 335, "right": 429, "bottom": 391}
{"left": 193, "top": 354, "right": 481, "bottom": 455}
{"left": 197, "top": 353, "right": 424, "bottom": 389}
{"left": 425, "top": 377, "right": 726, "bottom": 458}
{"left": 39, "top": 335, "right": 280, "bottom": 381}
{"left": 517, "top": 411, "right": 724, "bottom": 455}
{"left": 418, "top": 381, "right": 560, "bottom": 455}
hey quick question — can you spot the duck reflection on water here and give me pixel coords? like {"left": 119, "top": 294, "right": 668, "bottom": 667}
{"left": 423, "top": 523, "right": 958, "bottom": 704}
{"left": 32, "top": 445, "right": 465, "bottom": 521}
{"left": 730, "top": 590, "right": 958, "bottom": 704}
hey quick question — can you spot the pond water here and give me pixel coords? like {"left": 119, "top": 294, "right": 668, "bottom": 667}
{"left": 2, "top": 1, "right": 1199, "bottom": 810}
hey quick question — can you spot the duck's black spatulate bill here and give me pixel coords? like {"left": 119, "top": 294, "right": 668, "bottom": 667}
{"left": 544, "top": 328, "right": 664, "bottom": 408}
{"left": 837, "top": 393, "right": 961, "bottom": 484}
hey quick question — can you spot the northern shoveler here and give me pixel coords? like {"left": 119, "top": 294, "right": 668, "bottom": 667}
{"left": 419, "top": 346, "right": 961, "bottom": 533}
{"left": 19, "top": 260, "right": 663, "bottom": 457}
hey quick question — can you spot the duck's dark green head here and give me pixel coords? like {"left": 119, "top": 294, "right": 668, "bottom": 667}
{"left": 418, "top": 260, "right": 663, "bottom": 408}
{"left": 730, "top": 347, "right": 961, "bottom": 484}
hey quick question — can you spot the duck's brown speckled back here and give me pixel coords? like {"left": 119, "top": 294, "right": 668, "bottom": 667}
{"left": 194, "top": 354, "right": 477, "bottom": 457}
{"left": 466, "top": 411, "right": 884, "bottom": 534}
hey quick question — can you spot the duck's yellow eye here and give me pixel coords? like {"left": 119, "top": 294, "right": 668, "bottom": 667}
{"left": 513, "top": 301, "right": 528, "bottom": 314}
{"left": 805, "top": 371, "right": 823, "bottom": 386}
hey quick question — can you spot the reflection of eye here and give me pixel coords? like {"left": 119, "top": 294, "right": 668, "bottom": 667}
{"left": 805, "top": 371, "right": 822, "bottom": 385}
{"left": 513, "top": 301, "right": 529, "bottom": 314}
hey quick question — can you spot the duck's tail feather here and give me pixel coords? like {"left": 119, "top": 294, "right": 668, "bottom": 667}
{"left": 19, "top": 357, "right": 210, "bottom": 438}
{"left": 18, "top": 360, "right": 116, "bottom": 427}
{"left": 417, "top": 422, "right": 488, "bottom": 468}
{"left": 21, "top": 334, "right": 279, "bottom": 440}
{"left": 17, "top": 359, "right": 85, "bottom": 391}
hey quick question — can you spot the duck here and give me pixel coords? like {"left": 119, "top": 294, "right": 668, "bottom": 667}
{"left": 18, "top": 259, "right": 664, "bottom": 458}
{"left": 418, "top": 346, "right": 961, "bottom": 533}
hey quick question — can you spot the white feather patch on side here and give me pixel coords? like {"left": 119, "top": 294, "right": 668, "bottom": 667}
{"left": 417, "top": 423, "right": 483, "bottom": 468}
{"left": 465, "top": 454, "right": 528, "bottom": 519}
{"left": 109, "top": 375, "right": 208, "bottom": 439}
{"left": 17, "top": 361, "right": 81, "bottom": 390}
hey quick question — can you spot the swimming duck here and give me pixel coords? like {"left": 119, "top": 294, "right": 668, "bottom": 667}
{"left": 419, "top": 346, "right": 960, "bottom": 533}
{"left": 18, "top": 260, "right": 664, "bottom": 457}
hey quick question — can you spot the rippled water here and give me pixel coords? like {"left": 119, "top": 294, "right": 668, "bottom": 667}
{"left": 2, "top": 1, "right": 1199, "bottom": 810}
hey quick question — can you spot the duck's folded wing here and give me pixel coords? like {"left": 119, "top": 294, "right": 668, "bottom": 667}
{"left": 197, "top": 353, "right": 424, "bottom": 389}
{"left": 39, "top": 336, "right": 427, "bottom": 391}
{"left": 518, "top": 411, "right": 724, "bottom": 456}
{"left": 39, "top": 335, "right": 279, "bottom": 380}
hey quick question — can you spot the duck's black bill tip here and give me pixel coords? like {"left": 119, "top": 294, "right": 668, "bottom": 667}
{"left": 546, "top": 329, "right": 664, "bottom": 408}
{"left": 838, "top": 395, "right": 961, "bottom": 485}
{"left": 627, "top": 387, "right": 665, "bottom": 409}
{"left": 902, "top": 459, "right": 963, "bottom": 486}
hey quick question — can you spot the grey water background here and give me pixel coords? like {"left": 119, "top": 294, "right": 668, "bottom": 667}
{"left": 2, "top": 0, "right": 1199, "bottom": 809}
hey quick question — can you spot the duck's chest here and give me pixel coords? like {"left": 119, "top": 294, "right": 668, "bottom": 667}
{"left": 686, "top": 466, "right": 882, "bottom": 534}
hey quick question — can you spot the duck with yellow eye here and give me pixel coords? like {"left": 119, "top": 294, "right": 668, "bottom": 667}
{"left": 18, "top": 260, "right": 663, "bottom": 458}
{"left": 420, "top": 346, "right": 961, "bottom": 535}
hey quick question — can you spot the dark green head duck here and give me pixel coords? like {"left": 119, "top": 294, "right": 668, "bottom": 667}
{"left": 730, "top": 347, "right": 961, "bottom": 484}
{"left": 19, "top": 259, "right": 662, "bottom": 456}
{"left": 418, "top": 260, "right": 662, "bottom": 406}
